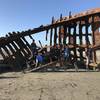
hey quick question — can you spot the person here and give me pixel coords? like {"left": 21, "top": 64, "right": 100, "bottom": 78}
{"left": 31, "top": 39, "right": 37, "bottom": 60}
{"left": 55, "top": 44, "right": 61, "bottom": 61}
{"left": 42, "top": 50, "right": 49, "bottom": 64}
{"left": 60, "top": 44, "right": 64, "bottom": 66}
{"left": 63, "top": 44, "right": 69, "bottom": 62}
{"left": 85, "top": 46, "right": 92, "bottom": 70}
{"left": 35, "top": 52, "right": 43, "bottom": 67}
{"left": 50, "top": 45, "right": 57, "bottom": 61}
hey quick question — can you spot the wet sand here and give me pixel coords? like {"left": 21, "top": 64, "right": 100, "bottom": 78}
{"left": 0, "top": 72, "right": 100, "bottom": 100}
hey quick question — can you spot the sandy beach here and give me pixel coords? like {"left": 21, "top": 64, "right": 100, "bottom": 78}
{"left": 0, "top": 72, "right": 100, "bottom": 100}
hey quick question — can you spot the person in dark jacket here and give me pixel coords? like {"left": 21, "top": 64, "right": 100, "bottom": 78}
{"left": 31, "top": 39, "right": 37, "bottom": 60}
{"left": 50, "top": 45, "right": 57, "bottom": 61}
{"left": 55, "top": 44, "right": 61, "bottom": 61}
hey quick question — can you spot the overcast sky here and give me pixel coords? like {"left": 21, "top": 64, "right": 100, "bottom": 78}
{"left": 0, "top": 0, "right": 99, "bottom": 45}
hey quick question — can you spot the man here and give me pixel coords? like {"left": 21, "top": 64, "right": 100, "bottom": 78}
{"left": 31, "top": 39, "right": 37, "bottom": 59}
{"left": 50, "top": 45, "right": 57, "bottom": 61}
{"left": 55, "top": 44, "right": 61, "bottom": 61}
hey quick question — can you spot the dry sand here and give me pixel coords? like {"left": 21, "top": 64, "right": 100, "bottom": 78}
{"left": 0, "top": 72, "right": 100, "bottom": 100}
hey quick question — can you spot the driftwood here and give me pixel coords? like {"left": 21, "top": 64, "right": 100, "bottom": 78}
{"left": 26, "top": 61, "right": 57, "bottom": 72}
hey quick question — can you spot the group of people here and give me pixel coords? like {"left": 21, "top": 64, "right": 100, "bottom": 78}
{"left": 50, "top": 44, "right": 70, "bottom": 65}
{"left": 31, "top": 39, "right": 93, "bottom": 69}
{"left": 31, "top": 40, "right": 70, "bottom": 67}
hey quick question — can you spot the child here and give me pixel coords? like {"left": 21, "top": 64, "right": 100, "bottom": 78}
{"left": 35, "top": 52, "right": 43, "bottom": 67}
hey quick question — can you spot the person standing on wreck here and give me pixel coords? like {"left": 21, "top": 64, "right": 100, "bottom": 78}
{"left": 31, "top": 39, "right": 37, "bottom": 60}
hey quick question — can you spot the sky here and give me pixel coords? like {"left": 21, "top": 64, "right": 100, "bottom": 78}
{"left": 0, "top": 0, "right": 100, "bottom": 46}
